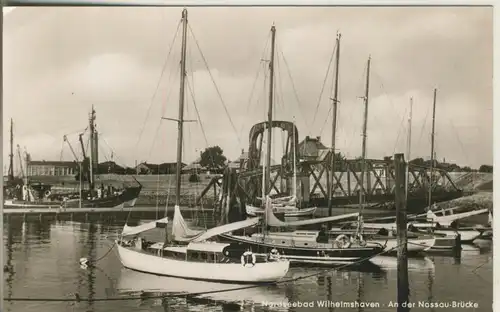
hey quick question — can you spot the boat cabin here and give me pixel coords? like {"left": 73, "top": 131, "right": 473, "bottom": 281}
{"left": 132, "top": 239, "right": 269, "bottom": 264}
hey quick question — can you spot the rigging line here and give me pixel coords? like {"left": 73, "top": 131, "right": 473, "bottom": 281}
{"left": 276, "top": 40, "right": 310, "bottom": 131}
{"left": 416, "top": 104, "right": 431, "bottom": 157}
{"left": 99, "top": 135, "right": 128, "bottom": 170}
{"left": 310, "top": 39, "right": 338, "bottom": 133}
{"left": 134, "top": 19, "right": 182, "bottom": 155}
{"left": 237, "top": 32, "right": 272, "bottom": 141}
{"left": 447, "top": 117, "right": 470, "bottom": 165}
{"left": 392, "top": 105, "right": 409, "bottom": 155}
{"left": 187, "top": 24, "right": 242, "bottom": 148}
{"left": 346, "top": 62, "right": 368, "bottom": 155}
{"left": 319, "top": 103, "right": 334, "bottom": 137}
{"left": 59, "top": 140, "right": 64, "bottom": 162}
{"left": 370, "top": 70, "right": 408, "bottom": 155}
{"left": 186, "top": 79, "right": 208, "bottom": 147}
{"left": 274, "top": 59, "right": 286, "bottom": 154}
{"left": 146, "top": 62, "right": 181, "bottom": 163}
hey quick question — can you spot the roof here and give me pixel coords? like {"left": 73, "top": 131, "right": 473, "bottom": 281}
{"left": 28, "top": 160, "right": 78, "bottom": 167}
{"left": 182, "top": 163, "right": 205, "bottom": 171}
{"left": 137, "top": 162, "right": 185, "bottom": 169}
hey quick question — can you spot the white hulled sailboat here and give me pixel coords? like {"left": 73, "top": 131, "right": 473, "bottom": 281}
{"left": 116, "top": 9, "right": 289, "bottom": 284}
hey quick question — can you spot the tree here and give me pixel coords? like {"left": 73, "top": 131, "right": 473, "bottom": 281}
{"left": 479, "top": 165, "right": 493, "bottom": 173}
{"left": 410, "top": 158, "right": 425, "bottom": 166}
{"left": 199, "top": 146, "right": 227, "bottom": 171}
{"left": 461, "top": 166, "right": 472, "bottom": 172}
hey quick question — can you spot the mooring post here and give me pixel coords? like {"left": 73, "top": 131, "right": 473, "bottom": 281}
{"left": 453, "top": 232, "right": 462, "bottom": 260}
{"left": 394, "top": 153, "right": 409, "bottom": 311}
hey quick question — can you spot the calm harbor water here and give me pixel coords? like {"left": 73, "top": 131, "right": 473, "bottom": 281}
{"left": 2, "top": 210, "right": 493, "bottom": 312}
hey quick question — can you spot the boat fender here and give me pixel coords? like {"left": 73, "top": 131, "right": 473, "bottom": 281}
{"left": 241, "top": 251, "right": 256, "bottom": 267}
{"left": 269, "top": 248, "right": 280, "bottom": 260}
{"left": 335, "top": 234, "right": 351, "bottom": 249}
{"left": 45, "top": 190, "right": 51, "bottom": 197}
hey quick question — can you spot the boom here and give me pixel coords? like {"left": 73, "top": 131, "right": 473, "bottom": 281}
{"left": 16, "top": 144, "right": 24, "bottom": 178}
{"left": 63, "top": 135, "right": 80, "bottom": 162}
{"left": 78, "top": 133, "right": 87, "bottom": 159}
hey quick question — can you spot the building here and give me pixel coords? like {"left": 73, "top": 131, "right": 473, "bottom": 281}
{"left": 27, "top": 160, "right": 79, "bottom": 176}
{"left": 135, "top": 162, "right": 185, "bottom": 175}
{"left": 297, "top": 136, "right": 330, "bottom": 162}
{"left": 228, "top": 149, "right": 249, "bottom": 171}
{"left": 182, "top": 156, "right": 207, "bottom": 174}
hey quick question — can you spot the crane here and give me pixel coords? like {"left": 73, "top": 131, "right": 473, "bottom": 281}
{"left": 78, "top": 133, "right": 86, "bottom": 160}
{"left": 63, "top": 135, "right": 83, "bottom": 208}
{"left": 63, "top": 135, "right": 80, "bottom": 163}
{"left": 16, "top": 144, "right": 25, "bottom": 179}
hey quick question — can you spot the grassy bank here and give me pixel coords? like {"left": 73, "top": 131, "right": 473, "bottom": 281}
{"left": 433, "top": 191, "right": 493, "bottom": 211}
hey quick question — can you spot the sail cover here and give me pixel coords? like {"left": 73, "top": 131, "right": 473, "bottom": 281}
{"left": 191, "top": 217, "right": 261, "bottom": 243}
{"left": 264, "top": 197, "right": 359, "bottom": 227}
{"left": 122, "top": 216, "right": 169, "bottom": 237}
{"left": 171, "top": 205, "right": 204, "bottom": 241}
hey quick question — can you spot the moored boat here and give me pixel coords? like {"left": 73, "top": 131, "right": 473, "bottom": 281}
{"left": 116, "top": 237, "right": 289, "bottom": 284}
{"left": 246, "top": 204, "right": 317, "bottom": 217}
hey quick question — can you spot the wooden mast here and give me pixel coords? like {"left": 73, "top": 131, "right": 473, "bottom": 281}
{"left": 358, "top": 56, "right": 371, "bottom": 233}
{"left": 428, "top": 88, "right": 437, "bottom": 210}
{"left": 8, "top": 118, "right": 13, "bottom": 182}
{"left": 328, "top": 33, "right": 341, "bottom": 215}
{"left": 264, "top": 25, "right": 276, "bottom": 196}
{"left": 405, "top": 97, "right": 413, "bottom": 200}
{"left": 88, "top": 106, "right": 97, "bottom": 191}
{"left": 175, "top": 8, "right": 189, "bottom": 208}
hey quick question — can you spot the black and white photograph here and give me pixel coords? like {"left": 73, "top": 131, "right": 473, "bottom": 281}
{"left": 1, "top": 3, "right": 495, "bottom": 312}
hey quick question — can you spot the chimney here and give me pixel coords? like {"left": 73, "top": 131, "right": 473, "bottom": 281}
{"left": 316, "top": 136, "right": 321, "bottom": 141}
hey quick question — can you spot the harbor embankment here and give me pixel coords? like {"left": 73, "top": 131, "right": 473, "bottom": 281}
{"left": 28, "top": 172, "right": 493, "bottom": 208}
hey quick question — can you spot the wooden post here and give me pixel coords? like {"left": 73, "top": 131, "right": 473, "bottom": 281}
{"left": 394, "top": 153, "right": 409, "bottom": 311}
{"left": 453, "top": 232, "right": 462, "bottom": 260}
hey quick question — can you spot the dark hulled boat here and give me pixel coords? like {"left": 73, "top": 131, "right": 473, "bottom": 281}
{"left": 3, "top": 112, "right": 142, "bottom": 210}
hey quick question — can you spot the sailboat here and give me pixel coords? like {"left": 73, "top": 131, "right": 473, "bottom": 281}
{"left": 326, "top": 59, "right": 436, "bottom": 255}
{"left": 221, "top": 34, "right": 384, "bottom": 266}
{"left": 245, "top": 25, "right": 316, "bottom": 218}
{"left": 362, "top": 91, "right": 486, "bottom": 245}
{"left": 406, "top": 90, "right": 486, "bottom": 243}
{"left": 116, "top": 9, "right": 290, "bottom": 284}
{"left": 3, "top": 115, "right": 142, "bottom": 209}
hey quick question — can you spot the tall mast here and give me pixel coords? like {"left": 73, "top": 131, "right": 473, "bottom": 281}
{"left": 88, "top": 106, "right": 96, "bottom": 190}
{"left": 328, "top": 33, "right": 341, "bottom": 214}
{"left": 8, "top": 118, "right": 13, "bottom": 182}
{"left": 405, "top": 97, "right": 413, "bottom": 200}
{"left": 264, "top": 25, "right": 276, "bottom": 196}
{"left": 358, "top": 56, "right": 371, "bottom": 229}
{"left": 428, "top": 88, "right": 437, "bottom": 210}
{"left": 175, "top": 8, "right": 189, "bottom": 207}
{"left": 292, "top": 116, "right": 297, "bottom": 199}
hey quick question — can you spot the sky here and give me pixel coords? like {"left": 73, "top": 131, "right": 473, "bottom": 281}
{"left": 2, "top": 6, "right": 493, "bottom": 172}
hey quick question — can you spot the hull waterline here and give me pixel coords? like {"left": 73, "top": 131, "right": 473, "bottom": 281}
{"left": 116, "top": 243, "right": 289, "bottom": 283}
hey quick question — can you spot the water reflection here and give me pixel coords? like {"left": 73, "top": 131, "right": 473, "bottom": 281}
{"left": 2, "top": 217, "right": 493, "bottom": 312}
{"left": 5, "top": 219, "right": 16, "bottom": 301}
{"left": 356, "top": 272, "right": 365, "bottom": 312}
{"left": 117, "top": 268, "right": 285, "bottom": 310}
{"left": 86, "top": 222, "right": 97, "bottom": 309}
